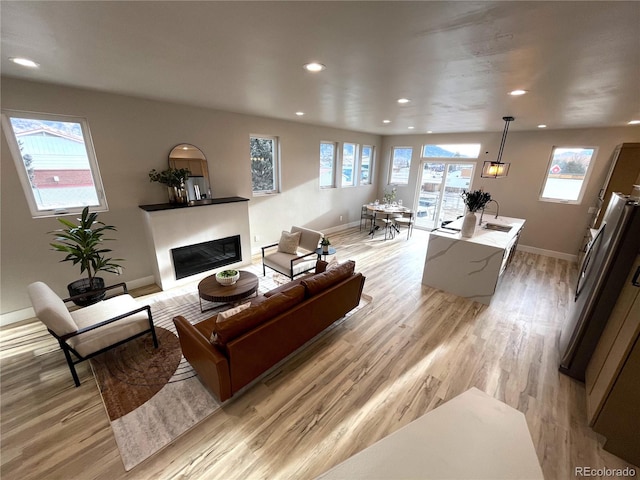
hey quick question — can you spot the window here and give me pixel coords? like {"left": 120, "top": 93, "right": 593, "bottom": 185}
{"left": 540, "top": 146, "right": 597, "bottom": 203}
{"left": 2, "top": 110, "right": 107, "bottom": 218}
{"left": 390, "top": 147, "right": 412, "bottom": 185}
{"left": 421, "top": 144, "right": 481, "bottom": 158}
{"left": 250, "top": 135, "right": 279, "bottom": 194}
{"left": 360, "top": 145, "right": 373, "bottom": 185}
{"left": 341, "top": 143, "right": 357, "bottom": 187}
{"left": 319, "top": 141, "right": 336, "bottom": 188}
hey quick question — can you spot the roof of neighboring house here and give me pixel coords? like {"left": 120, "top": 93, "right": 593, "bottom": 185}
{"left": 17, "top": 130, "right": 89, "bottom": 170}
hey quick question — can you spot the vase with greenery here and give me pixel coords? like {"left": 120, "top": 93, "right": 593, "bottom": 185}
{"left": 383, "top": 187, "right": 397, "bottom": 205}
{"left": 149, "top": 167, "right": 190, "bottom": 204}
{"left": 50, "top": 207, "right": 123, "bottom": 306}
{"left": 460, "top": 189, "right": 491, "bottom": 237}
{"left": 320, "top": 237, "right": 331, "bottom": 253}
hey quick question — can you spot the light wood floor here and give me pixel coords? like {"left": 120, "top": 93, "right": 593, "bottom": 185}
{"left": 1, "top": 227, "right": 637, "bottom": 479}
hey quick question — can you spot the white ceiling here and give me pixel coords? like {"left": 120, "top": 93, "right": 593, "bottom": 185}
{"left": 1, "top": 1, "right": 639, "bottom": 135}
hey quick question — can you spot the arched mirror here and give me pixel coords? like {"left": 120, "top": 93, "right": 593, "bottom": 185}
{"left": 168, "top": 144, "right": 211, "bottom": 202}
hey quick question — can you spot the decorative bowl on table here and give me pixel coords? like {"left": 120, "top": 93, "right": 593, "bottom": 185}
{"left": 215, "top": 269, "right": 240, "bottom": 286}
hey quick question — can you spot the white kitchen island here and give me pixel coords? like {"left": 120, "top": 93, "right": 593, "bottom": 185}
{"left": 422, "top": 215, "right": 525, "bottom": 305}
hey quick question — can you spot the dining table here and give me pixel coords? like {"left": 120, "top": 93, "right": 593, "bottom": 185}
{"left": 366, "top": 203, "right": 409, "bottom": 239}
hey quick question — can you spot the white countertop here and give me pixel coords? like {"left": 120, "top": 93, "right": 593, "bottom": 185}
{"left": 431, "top": 215, "right": 525, "bottom": 249}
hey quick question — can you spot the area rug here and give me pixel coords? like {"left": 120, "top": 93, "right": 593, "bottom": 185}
{"left": 91, "top": 268, "right": 372, "bottom": 471}
{"left": 90, "top": 298, "right": 224, "bottom": 471}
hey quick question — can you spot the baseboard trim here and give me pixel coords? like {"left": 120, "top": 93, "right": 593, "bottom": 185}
{"left": 1, "top": 276, "right": 158, "bottom": 327}
{"left": 517, "top": 244, "right": 578, "bottom": 263}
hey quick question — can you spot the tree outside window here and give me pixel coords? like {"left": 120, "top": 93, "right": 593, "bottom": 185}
{"left": 320, "top": 141, "right": 336, "bottom": 188}
{"left": 250, "top": 135, "right": 279, "bottom": 194}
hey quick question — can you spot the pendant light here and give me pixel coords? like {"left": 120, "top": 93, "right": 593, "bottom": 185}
{"left": 481, "top": 116, "right": 514, "bottom": 178}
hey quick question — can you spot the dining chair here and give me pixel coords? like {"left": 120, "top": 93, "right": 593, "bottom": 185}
{"left": 360, "top": 205, "right": 374, "bottom": 231}
{"left": 394, "top": 210, "right": 415, "bottom": 239}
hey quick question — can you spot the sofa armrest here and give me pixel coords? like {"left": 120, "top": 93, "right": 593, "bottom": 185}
{"left": 173, "top": 315, "right": 232, "bottom": 402}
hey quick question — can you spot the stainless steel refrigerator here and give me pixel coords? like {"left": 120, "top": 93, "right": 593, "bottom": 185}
{"left": 559, "top": 192, "right": 640, "bottom": 381}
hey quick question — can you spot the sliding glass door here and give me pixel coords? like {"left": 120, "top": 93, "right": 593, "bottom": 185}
{"left": 414, "top": 162, "right": 475, "bottom": 230}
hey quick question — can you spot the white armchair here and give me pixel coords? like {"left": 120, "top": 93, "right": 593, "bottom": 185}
{"left": 261, "top": 226, "right": 323, "bottom": 279}
{"left": 27, "top": 281, "right": 158, "bottom": 387}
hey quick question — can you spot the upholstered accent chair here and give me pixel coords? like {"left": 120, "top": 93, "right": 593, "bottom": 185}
{"left": 27, "top": 281, "right": 158, "bottom": 386}
{"left": 261, "top": 226, "right": 323, "bottom": 279}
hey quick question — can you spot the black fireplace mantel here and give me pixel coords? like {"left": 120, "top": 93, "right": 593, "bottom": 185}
{"left": 139, "top": 196, "right": 249, "bottom": 212}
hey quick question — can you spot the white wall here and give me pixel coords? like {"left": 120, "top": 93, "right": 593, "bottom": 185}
{"left": 380, "top": 128, "right": 640, "bottom": 256}
{"left": 1, "top": 78, "right": 380, "bottom": 316}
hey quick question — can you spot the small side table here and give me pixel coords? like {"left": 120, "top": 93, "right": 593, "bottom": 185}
{"left": 315, "top": 246, "right": 336, "bottom": 261}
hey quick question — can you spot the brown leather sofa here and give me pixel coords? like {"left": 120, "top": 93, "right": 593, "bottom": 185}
{"left": 174, "top": 260, "right": 365, "bottom": 402}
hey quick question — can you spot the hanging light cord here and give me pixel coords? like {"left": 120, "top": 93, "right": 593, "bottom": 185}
{"left": 496, "top": 116, "right": 514, "bottom": 164}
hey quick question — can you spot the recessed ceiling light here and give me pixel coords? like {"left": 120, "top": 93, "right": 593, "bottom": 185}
{"left": 182, "top": 146, "right": 189, "bottom": 150}
{"left": 427, "top": 130, "right": 433, "bottom": 134}
{"left": 538, "top": 124, "right": 547, "bottom": 128}
{"left": 382, "top": 120, "right": 391, "bottom": 124}
{"left": 303, "top": 62, "right": 326, "bottom": 72}
{"left": 10, "top": 57, "right": 39, "bottom": 68}
{"left": 397, "top": 98, "right": 410, "bottom": 104}
{"left": 628, "top": 120, "right": 640, "bottom": 125}
{"left": 295, "top": 112, "right": 304, "bottom": 116}
{"left": 509, "top": 89, "right": 527, "bottom": 96}
{"left": 408, "top": 126, "right": 415, "bottom": 130}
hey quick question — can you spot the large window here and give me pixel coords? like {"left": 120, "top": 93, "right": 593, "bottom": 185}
{"left": 540, "top": 146, "right": 597, "bottom": 203}
{"left": 390, "top": 147, "right": 412, "bottom": 185}
{"left": 319, "top": 141, "right": 336, "bottom": 188}
{"left": 360, "top": 145, "right": 373, "bottom": 185}
{"left": 2, "top": 110, "right": 107, "bottom": 218}
{"left": 341, "top": 143, "right": 357, "bottom": 187}
{"left": 250, "top": 135, "right": 279, "bottom": 194}
{"left": 422, "top": 144, "right": 481, "bottom": 158}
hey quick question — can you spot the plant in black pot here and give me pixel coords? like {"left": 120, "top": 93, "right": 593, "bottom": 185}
{"left": 50, "top": 207, "right": 123, "bottom": 306}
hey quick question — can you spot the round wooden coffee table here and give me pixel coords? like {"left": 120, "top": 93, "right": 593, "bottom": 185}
{"left": 198, "top": 270, "right": 259, "bottom": 312}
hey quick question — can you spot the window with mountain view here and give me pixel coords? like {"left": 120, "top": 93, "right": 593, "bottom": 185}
{"left": 250, "top": 135, "right": 279, "bottom": 194}
{"left": 421, "top": 144, "right": 481, "bottom": 158}
{"left": 2, "top": 110, "right": 107, "bottom": 218}
{"left": 540, "top": 147, "right": 597, "bottom": 203}
{"left": 390, "top": 147, "right": 412, "bottom": 185}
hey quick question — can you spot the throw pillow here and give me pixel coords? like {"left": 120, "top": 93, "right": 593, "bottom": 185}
{"left": 301, "top": 260, "right": 356, "bottom": 297}
{"left": 277, "top": 230, "right": 301, "bottom": 255}
{"left": 215, "top": 284, "right": 305, "bottom": 345}
{"left": 209, "top": 302, "right": 251, "bottom": 344}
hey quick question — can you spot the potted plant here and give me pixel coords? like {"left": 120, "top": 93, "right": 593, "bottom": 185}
{"left": 320, "top": 237, "right": 331, "bottom": 254}
{"left": 149, "top": 167, "right": 190, "bottom": 204}
{"left": 460, "top": 189, "right": 492, "bottom": 237}
{"left": 50, "top": 207, "right": 123, "bottom": 306}
{"left": 215, "top": 269, "right": 240, "bottom": 286}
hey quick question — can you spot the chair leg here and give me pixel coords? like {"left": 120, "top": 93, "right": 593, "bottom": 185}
{"left": 61, "top": 344, "right": 81, "bottom": 387}
{"left": 147, "top": 309, "right": 159, "bottom": 348}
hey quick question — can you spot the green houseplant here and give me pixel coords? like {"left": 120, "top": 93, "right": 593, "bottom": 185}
{"left": 149, "top": 167, "right": 190, "bottom": 204}
{"left": 320, "top": 237, "right": 331, "bottom": 253}
{"left": 50, "top": 207, "right": 123, "bottom": 306}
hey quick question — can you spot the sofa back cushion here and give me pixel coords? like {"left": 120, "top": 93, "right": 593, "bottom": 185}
{"left": 301, "top": 260, "right": 356, "bottom": 297}
{"left": 215, "top": 284, "right": 305, "bottom": 345}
